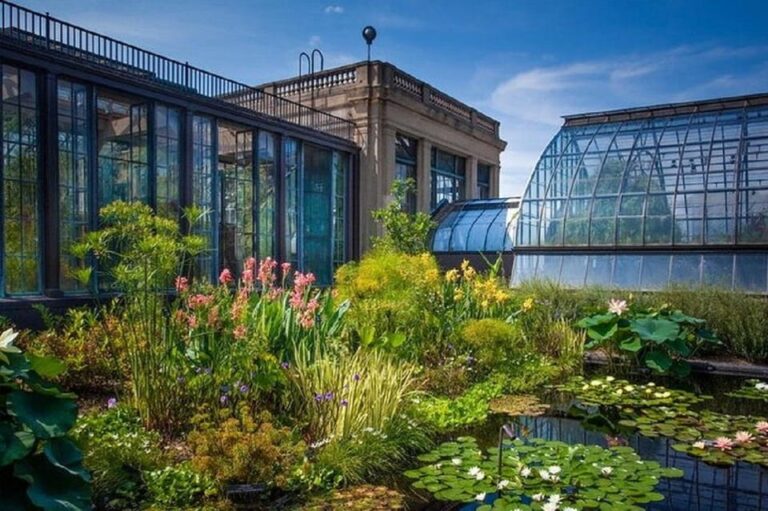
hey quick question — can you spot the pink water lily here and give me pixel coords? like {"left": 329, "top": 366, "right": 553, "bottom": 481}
{"left": 735, "top": 431, "right": 754, "bottom": 444}
{"left": 607, "top": 299, "right": 628, "bottom": 315}
{"left": 756, "top": 421, "right": 768, "bottom": 435}
{"left": 714, "top": 436, "right": 734, "bottom": 451}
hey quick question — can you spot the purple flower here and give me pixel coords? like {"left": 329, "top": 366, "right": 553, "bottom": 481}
{"left": 324, "top": 391, "right": 334, "bottom": 401}
{"left": 107, "top": 397, "right": 117, "bottom": 409}
{"left": 281, "top": 362, "right": 290, "bottom": 370}
{"left": 239, "top": 384, "right": 249, "bottom": 394}
{"left": 340, "top": 399, "right": 349, "bottom": 407}
{"left": 353, "top": 373, "right": 361, "bottom": 382}
{"left": 314, "top": 393, "right": 324, "bottom": 403}
{"left": 220, "top": 395, "right": 229, "bottom": 406}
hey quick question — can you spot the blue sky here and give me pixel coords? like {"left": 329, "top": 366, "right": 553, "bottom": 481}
{"left": 24, "top": 0, "right": 768, "bottom": 196}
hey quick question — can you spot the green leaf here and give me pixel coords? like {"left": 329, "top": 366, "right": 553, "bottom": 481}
{"left": 28, "top": 354, "right": 67, "bottom": 379}
{"left": 629, "top": 318, "right": 680, "bottom": 343}
{"left": 619, "top": 337, "right": 643, "bottom": 353}
{"left": 7, "top": 391, "right": 78, "bottom": 439}
{"left": 644, "top": 351, "right": 673, "bottom": 373}
{"left": 0, "top": 424, "right": 35, "bottom": 466}
{"left": 43, "top": 438, "right": 91, "bottom": 482}
{"left": 14, "top": 453, "right": 92, "bottom": 511}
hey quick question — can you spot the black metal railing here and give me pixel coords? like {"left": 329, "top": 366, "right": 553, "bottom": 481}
{"left": 0, "top": 1, "right": 355, "bottom": 141}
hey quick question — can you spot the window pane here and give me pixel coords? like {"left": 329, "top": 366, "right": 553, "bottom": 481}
{"left": 192, "top": 115, "right": 215, "bottom": 281}
{"left": 155, "top": 104, "right": 181, "bottom": 218}
{"left": 57, "top": 79, "right": 90, "bottom": 292}
{"left": 3, "top": 65, "right": 40, "bottom": 295}
{"left": 303, "top": 144, "right": 333, "bottom": 285}
{"left": 669, "top": 254, "right": 701, "bottom": 286}
{"left": 560, "top": 255, "right": 587, "bottom": 287}
{"left": 257, "top": 132, "right": 276, "bottom": 259}
{"left": 585, "top": 255, "right": 614, "bottom": 287}
{"left": 613, "top": 255, "right": 641, "bottom": 288}
{"left": 702, "top": 254, "right": 733, "bottom": 288}
{"left": 284, "top": 138, "right": 300, "bottom": 267}
{"left": 332, "top": 151, "right": 347, "bottom": 269}
{"left": 218, "top": 122, "right": 253, "bottom": 276}
{"left": 640, "top": 254, "right": 670, "bottom": 290}
{"left": 734, "top": 254, "right": 767, "bottom": 293}
{"left": 511, "top": 254, "right": 537, "bottom": 286}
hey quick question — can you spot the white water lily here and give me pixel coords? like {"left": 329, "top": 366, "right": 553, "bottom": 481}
{"left": 451, "top": 458, "right": 462, "bottom": 465}
{"left": 605, "top": 376, "right": 615, "bottom": 382}
{"left": 542, "top": 503, "right": 558, "bottom": 511}
{"left": 474, "top": 492, "right": 486, "bottom": 502}
{"left": 564, "top": 508, "right": 578, "bottom": 511}
{"left": 548, "top": 494, "right": 562, "bottom": 504}
{"left": 520, "top": 467, "right": 531, "bottom": 477}
{"left": 0, "top": 328, "right": 20, "bottom": 352}
{"left": 532, "top": 493, "right": 545, "bottom": 501}
{"left": 589, "top": 379, "right": 602, "bottom": 386}
{"left": 601, "top": 466, "right": 613, "bottom": 476}
{"left": 755, "top": 382, "right": 768, "bottom": 391}
{"left": 497, "top": 479, "right": 510, "bottom": 490}
{"left": 539, "top": 469, "right": 551, "bottom": 480}
{"left": 475, "top": 471, "right": 485, "bottom": 480}
{"left": 624, "top": 385, "right": 635, "bottom": 392}
{"left": 433, "top": 463, "right": 442, "bottom": 469}
{"left": 468, "top": 466, "right": 481, "bottom": 476}
{"left": 692, "top": 441, "right": 706, "bottom": 449}
{"left": 548, "top": 465, "right": 561, "bottom": 475}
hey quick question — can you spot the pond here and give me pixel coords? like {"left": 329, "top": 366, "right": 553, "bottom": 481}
{"left": 407, "top": 371, "right": 768, "bottom": 511}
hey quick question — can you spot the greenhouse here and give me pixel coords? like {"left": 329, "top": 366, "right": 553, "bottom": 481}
{"left": 430, "top": 197, "right": 519, "bottom": 270}
{"left": 511, "top": 93, "right": 768, "bottom": 293}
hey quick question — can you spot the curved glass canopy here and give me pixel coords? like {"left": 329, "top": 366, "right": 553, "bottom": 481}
{"left": 431, "top": 198, "right": 519, "bottom": 253}
{"left": 513, "top": 96, "right": 768, "bottom": 293}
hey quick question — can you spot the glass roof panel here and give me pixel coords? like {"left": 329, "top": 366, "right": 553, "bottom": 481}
{"left": 431, "top": 199, "right": 519, "bottom": 253}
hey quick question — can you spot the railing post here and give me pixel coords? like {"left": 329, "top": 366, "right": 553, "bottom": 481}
{"left": 45, "top": 11, "right": 50, "bottom": 48}
{"left": 185, "top": 61, "right": 190, "bottom": 89}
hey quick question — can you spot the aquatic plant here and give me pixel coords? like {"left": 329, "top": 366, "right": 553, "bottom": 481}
{"left": 725, "top": 379, "right": 768, "bottom": 402}
{"left": 552, "top": 376, "right": 710, "bottom": 410}
{"left": 489, "top": 395, "right": 549, "bottom": 417}
{"left": 404, "top": 436, "right": 683, "bottom": 510}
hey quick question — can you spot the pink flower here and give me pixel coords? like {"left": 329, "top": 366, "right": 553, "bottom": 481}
{"left": 735, "top": 431, "right": 754, "bottom": 444}
{"left": 607, "top": 299, "right": 628, "bottom": 315}
{"left": 207, "top": 306, "right": 220, "bottom": 327}
{"left": 175, "top": 276, "right": 189, "bottom": 293}
{"left": 231, "top": 290, "right": 248, "bottom": 321}
{"left": 187, "top": 314, "right": 198, "bottom": 329}
{"left": 233, "top": 324, "right": 247, "bottom": 340}
{"left": 756, "top": 421, "right": 768, "bottom": 435}
{"left": 281, "top": 262, "right": 292, "bottom": 276}
{"left": 714, "top": 437, "right": 734, "bottom": 451}
{"left": 258, "top": 258, "right": 278, "bottom": 288}
{"left": 219, "top": 268, "right": 234, "bottom": 285}
{"left": 188, "top": 294, "right": 213, "bottom": 309}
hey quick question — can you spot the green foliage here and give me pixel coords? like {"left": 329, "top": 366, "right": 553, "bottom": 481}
{"left": 371, "top": 179, "right": 434, "bottom": 254}
{"left": 188, "top": 405, "right": 304, "bottom": 491}
{"left": 726, "top": 379, "right": 768, "bottom": 402}
{"left": 460, "top": 318, "right": 521, "bottom": 372}
{"left": 577, "top": 303, "right": 719, "bottom": 377}
{"left": 71, "top": 406, "right": 163, "bottom": 510}
{"left": 144, "top": 463, "right": 218, "bottom": 509}
{"left": 404, "top": 436, "right": 683, "bottom": 510}
{"left": 0, "top": 329, "right": 92, "bottom": 511}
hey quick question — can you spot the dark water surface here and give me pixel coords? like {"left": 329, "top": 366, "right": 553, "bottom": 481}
{"left": 411, "top": 371, "right": 768, "bottom": 511}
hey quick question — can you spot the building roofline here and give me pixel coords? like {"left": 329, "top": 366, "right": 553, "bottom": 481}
{"left": 562, "top": 92, "right": 768, "bottom": 127}
{"left": 255, "top": 60, "right": 504, "bottom": 128}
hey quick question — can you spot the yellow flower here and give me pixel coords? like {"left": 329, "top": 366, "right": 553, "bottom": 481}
{"left": 446, "top": 269, "right": 460, "bottom": 283}
{"left": 481, "top": 300, "right": 489, "bottom": 309}
{"left": 453, "top": 289, "right": 465, "bottom": 301}
{"left": 522, "top": 297, "right": 534, "bottom": 311}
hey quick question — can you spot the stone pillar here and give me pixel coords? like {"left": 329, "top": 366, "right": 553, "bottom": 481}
{"left": 492, "top": 164, "right": 502, "bottom": 197}
{"left": 417, "top": 139, "right": 432, "bottom": 212}
{"left": 465, "top": 155, "right": 478, "bottom": 200}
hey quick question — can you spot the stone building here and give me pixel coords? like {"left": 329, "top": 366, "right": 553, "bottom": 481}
{"left": 258, "top": 61, "right": 507, "bottom": 250}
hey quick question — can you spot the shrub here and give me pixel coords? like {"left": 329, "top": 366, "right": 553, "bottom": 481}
{"left": 72, "top": 406, "right": 164, "bottom": 510}
{"left": 188, "top": 405, "right": 304, "bottom": 491}
{"left": 371, "top": 179, "right": 434, "bottom": 254}
{"left": 460, "top": 318, "right": 521, "bottom": 372}
{"left": 0, "top": 329, "right": 92, "bottom": 510}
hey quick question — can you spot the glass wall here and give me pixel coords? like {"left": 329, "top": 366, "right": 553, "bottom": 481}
{"left": 332, "top": 151, "right": 347, "bottom": 269}
{"left": 513, "top": 102, "right": 768, "bottom": 293}
{"left": 395, "top": 133, "right": 417, "bottom": 212}
{"left": 257, "top": 131, "right": 276, "bottom": 260}
{"left": 192, "top": 115, "right": 216, "bottom": 280}
{"left": 2, "top": 65, "right": 40, "bottom": 295}
{"left": 303, "top": 144, "right": 333, "bottom": 285}
{"left": 57, "top": 80, "right": 90, "bottom": 292}
{"left": 218, "top": 122, "right": 253, "bottom": 276}
{"left": 96, "top": 89, "right": 149, "bottom": 207}
{"left": 431, "top": 198, "right": 519, "bottom": 253}
{"left": 154, "top": 104, "right": 181, "bottom": 218}
{"left": 431, "top": 147, "right": 465, "bottom": 209}
{"left": 284, "top": 137, "right": 300, "bottom": 268}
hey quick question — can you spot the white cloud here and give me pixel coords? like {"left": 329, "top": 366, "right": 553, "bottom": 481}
{"left": 488, "top": 45, "right": 768, "bottom": 197}
{"left": 324, "top": 5, "right": 344, "bottom": 14}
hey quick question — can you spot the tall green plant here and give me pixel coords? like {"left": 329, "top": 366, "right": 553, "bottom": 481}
{"left": 0, "top": 329, "right": 92, "bottom": 510}
{"left": 72, "top": 201, "right": 203, "bottom": 432}
{"left": 371, "top": 179, "right": 434, "bottom": 254}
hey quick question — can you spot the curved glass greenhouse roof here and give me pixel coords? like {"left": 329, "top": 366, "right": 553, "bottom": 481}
{"left": 431, "top": 198, "right": 519, "bottom": 253}
{"left": 512, "top": 93, "right": 768, "bottom": 293}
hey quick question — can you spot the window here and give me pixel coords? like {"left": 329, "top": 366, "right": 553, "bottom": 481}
{"left": 332, "top": 151, "right": 347, "bottom": 269}
{"left": 284, "top": 138, "right": 300, "bottom": 267}
{"left": 257, "top": 131, "right": 276, "bottom": 260}
{"left": 218, "top": 122, "right": 253, "bottom": 276}
{"left": 57, "top": 80, "right": 90, "bottom": 292}
{"left": 2, "top": 65, "right": 40, "bottom": 295}
{"left": 155, "top": 104, "right": 181, "bottom": 218}
{"left": 477, "top": 163, "right": 491, "bottom": 199}
{"left": 192, "top": 115, "right": 216, "bottom": 281}
{"left": 96, "top": 89, "right": 149, "bottom": 207}
{"left": 395, "top": 133, "right": 417, "bottom": 212}
{"left": 431, "top": 147, "right": 465, "bottom": 209}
